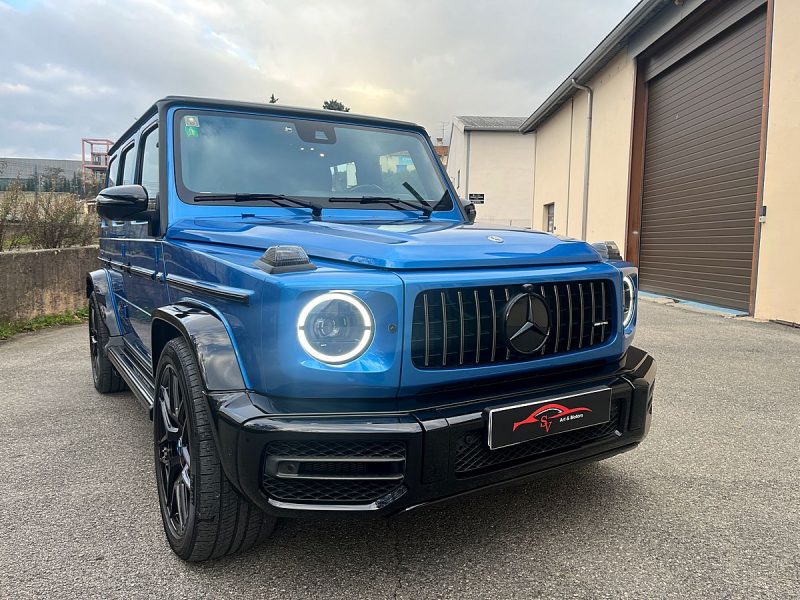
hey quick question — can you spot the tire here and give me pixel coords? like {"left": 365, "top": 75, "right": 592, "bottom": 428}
{"left": 154, "top": 337, "right": 276, "bottom": 561}
{"left": 89, "top": 293, "right": 127, "bottom": 393}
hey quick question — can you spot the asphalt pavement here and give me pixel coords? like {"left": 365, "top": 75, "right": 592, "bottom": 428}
{"left": 1, "top": 301, "right": 798, "bottom": 599}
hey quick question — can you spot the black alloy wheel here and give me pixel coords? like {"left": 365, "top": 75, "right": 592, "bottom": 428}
{"left": 88, "top": 294, "right": 126, "bottom": 393}
{"left": 155, "top": 363, "right": 193, "bottom": 539}
{"left": 88, "top": 303, "right": 101, "bottom": 385}
{"left": 153, "top": 338, "right": 276, "bottom": 561}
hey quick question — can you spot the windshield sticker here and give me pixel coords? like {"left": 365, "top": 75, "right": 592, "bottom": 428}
{"left": 184, "top": 115, "right": 200, "bottom": 138}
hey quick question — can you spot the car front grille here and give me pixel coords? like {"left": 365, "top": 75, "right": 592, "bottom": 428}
{"left": 262, "top": 440, "right": 406, "bottom": 505}
{"left": 454, "top": 401, "right": 621, "bottom": 476}
{"left": 411, "top": 279, "right": 614, "bottom": 369}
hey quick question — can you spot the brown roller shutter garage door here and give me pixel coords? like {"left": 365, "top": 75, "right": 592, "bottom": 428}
{"left": 638, "top": 9, "right": 766, "bottom": 311}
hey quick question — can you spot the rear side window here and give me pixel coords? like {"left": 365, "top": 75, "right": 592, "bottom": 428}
{"left": 106, "top": 156, "right": 119, "bottom": 186}
{"left": 139, "top": 127, "right": 159, "bottom": 199}
{"left": 120, "top": 144, "right": 136, "bottom": 185}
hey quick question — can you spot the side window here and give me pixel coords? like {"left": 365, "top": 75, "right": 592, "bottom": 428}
{"left": 120, "top": 144, "right": 136, "bottom": 185}
{"left": 106, "top": 156, "right": 119, "bottom": 187}
{"left": 139, "top": 127, "right": 159, "bottom": 199}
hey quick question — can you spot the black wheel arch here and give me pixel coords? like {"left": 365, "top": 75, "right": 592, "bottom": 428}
{"left": 86, "top": 269, "right": 121, "bottom": 337}
{"left": 151, "top": 304, "right": 249, "bottom": 500}
{"left": 151, "top": 303, "right": 247, "bottom": 393}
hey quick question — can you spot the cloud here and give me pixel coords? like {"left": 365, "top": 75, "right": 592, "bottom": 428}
{"left": 0, "top": 81, "right": 32, "bottom": 94}
{"left": 0, "top": 0, "right": 638, "bottom": 158}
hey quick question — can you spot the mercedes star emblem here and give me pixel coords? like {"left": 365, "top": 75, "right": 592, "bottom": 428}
{"left": 503, "top": 287, "right": 551, "bottom": 354}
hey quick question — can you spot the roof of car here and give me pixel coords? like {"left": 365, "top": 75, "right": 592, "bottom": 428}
{"left": 109, "top": 95, "right": 426, "bottom": 154}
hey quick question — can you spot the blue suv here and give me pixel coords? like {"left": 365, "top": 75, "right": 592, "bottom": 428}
{"left": 87, "top": 96, "right": 655, "bottom": 561}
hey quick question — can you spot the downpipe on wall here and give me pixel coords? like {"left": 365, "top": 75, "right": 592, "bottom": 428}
{"left": 571, "top": 78, "right": 593, "bottom": 241}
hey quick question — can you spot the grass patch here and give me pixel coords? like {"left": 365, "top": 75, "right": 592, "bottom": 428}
{"left": 0, "top": 306, "right": 89, "bottom": 341}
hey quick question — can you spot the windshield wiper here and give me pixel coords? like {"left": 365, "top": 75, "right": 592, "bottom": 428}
{"left": 327, "top": 195, "right": 433, "bottom": 217}
{"left": 193, "top": 193, "right": 322, "bottom": 219}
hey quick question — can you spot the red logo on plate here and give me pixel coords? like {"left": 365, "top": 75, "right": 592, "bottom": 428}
{"left": 512, "top": 403, "right": 592, "bottom": 433}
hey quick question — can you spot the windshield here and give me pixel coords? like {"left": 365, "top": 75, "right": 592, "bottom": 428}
{"left": 174, "top": 109, "right": 452, "bottom": 213}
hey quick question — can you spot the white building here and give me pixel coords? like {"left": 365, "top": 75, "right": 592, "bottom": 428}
{"left": 446, "top": 116, "right": 535, "bottom": 229}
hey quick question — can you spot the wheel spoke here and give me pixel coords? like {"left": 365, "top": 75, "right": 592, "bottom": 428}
{"left": 180, "top": 464, "right": 191, "bottom": 490}
{"left": 180, "top": 444, "right": 191, "bottom": 470}
{"left": 174, "top": 480, "right": 188, "bottom": 531}
{"left": 169, "top": 369, "right": 180, "bottom": 419}
{"left": 158, "top": 389, "right": 180, "bottom": 442}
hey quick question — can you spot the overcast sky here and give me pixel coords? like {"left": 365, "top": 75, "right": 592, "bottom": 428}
{"left": 0, "top": 0, "right": 638, "bottom": 159}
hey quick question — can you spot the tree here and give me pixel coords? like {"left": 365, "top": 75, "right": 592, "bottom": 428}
{"left": 322, "top": 99, "right": 350, "bottom": 112}
{"left": 268, "top": 93, "right": 279, "bottom": 104}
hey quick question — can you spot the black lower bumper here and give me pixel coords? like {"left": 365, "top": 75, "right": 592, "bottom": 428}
{"left": 211, "top": 347, "right": 655, "bottom": 518}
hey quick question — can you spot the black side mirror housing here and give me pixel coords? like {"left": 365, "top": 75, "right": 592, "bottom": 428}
{"left": 96, "top": 185, "right": 149, "bottom": 221}
{"left": 460, "top": 198, "right": 477, "bottom": 224}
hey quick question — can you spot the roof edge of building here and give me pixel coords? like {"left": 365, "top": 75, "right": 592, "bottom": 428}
{"left": 519, "top": 0, "right": 672, "bottom": 133}
{"left": 455, "top": 116, "right": 528, "bottom": 132}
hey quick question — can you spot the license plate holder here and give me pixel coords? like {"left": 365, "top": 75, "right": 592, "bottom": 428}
{"left": 487, "top": 387, "right": 612, "bottom": 450}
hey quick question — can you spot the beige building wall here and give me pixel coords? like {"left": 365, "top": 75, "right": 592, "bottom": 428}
{"left": 531, "top": 50, "right": 635, "bottom": 243}
{"left": 754, "top": 0, "right": 800, "bottom": 323}
{"left": 530, "top": 98, "right": 577, "bottom": 235}
{"left": 445, "top": 121, "right": 468, "bottom": 195}
{"left": 584, "top": 51, "right": 636, "bottom": 245}
{"left": 468, "top": 131, "right": 536, "bottom": 229}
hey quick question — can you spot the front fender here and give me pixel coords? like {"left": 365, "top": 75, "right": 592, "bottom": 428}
{"left": 151, "top": 303, "right": 246, "bottom": 392}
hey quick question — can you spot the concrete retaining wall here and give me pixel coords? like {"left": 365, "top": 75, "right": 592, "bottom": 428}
{"left": 0, "top": 246, "right": 98, "bottom": 322}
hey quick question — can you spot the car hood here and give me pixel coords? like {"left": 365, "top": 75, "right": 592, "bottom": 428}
{"left": 167, "top": 217, "right": 602, "bottom": 269}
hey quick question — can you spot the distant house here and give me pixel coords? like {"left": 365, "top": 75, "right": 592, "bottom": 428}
{"left": 433, "top": 143, "right": 449, "bottom": 167}
{"left": 446, "top": 116, "right": 535, "bottom": 229}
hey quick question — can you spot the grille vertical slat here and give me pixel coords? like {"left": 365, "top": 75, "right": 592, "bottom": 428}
{"left": 504, "top": 288, "right": 511, "bottom": 360}
{"left": 578, "top": 283, "right": 585, "bottom": 349}
{"left": 423, "top": 293, "right": 430, "bottom": 367}
{"left": 540, "top": 285, "right": 547, "bottom": 356}
{"left": 474, "top": 290, "right": 481, "bottom": 364}
{"left": 440, "top": 291, "right": 447, "bottom": 367}
{"left": 457, "top": 291, "right": 465, "bottom": 365}
{"left": 552, "top": 283, "right": 561, "bottom": 354}
{"left": 566, "top": 284, "right": 573, "bottom": 351}
{"left": 600, "top": 282, "right": 607, "bottom": 340}
{"left": 589, "top": 281, "right": 597, "bottom": 346}
{"left": 489, "top": 289, "right": 497, "bottom": 362}
{"left": 411, "top": 279, "right": 615, "bottom": 370}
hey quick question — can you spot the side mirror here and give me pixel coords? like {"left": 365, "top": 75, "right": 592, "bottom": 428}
{"left": 96, "top": 185, "right": 149, "bottom": 221}
{"left": 459, "top": 198, "right": 477, "bottom": 224}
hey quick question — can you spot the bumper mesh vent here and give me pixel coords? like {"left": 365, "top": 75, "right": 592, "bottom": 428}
{"left": 262, "top": 440, "right": 406, "bottom": 505}
{"left": 411, "top": 279, "right": 615, "bottom": 369}
{"left": 454, "top": 402, "right": 621, "bottom": 476}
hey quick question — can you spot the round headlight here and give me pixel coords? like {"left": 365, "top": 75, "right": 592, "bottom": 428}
{"left": 622, "top": 275, "right": 637, "bottom": 328}
{"left": 297, "top": 292, "right": 374, "bottom": 364}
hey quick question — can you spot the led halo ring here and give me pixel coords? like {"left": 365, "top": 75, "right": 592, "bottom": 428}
{"left": 622, "top": 275, "right": 637, "bottom": 328}
{"left": 296, "top": 291, "right": 374, "bottom": 364}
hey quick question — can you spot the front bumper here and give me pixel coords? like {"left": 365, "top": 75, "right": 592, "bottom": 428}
{"left": 210, "top": 347, "right": 655, "bottom": 517}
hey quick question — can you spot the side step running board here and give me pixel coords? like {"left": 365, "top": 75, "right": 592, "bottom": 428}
{"left": 107, "top": 346, "right": 155, "bottom": 415}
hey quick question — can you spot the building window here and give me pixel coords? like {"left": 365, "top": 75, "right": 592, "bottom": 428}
{"left": 543, "top": 203, "right": 555, "bottom": 233}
